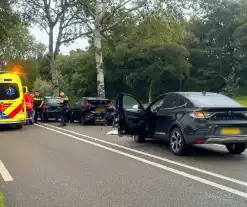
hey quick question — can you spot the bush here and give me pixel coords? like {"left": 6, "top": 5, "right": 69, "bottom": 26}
{"left": 32, "top": 76, "right": 52, "bottom": 96}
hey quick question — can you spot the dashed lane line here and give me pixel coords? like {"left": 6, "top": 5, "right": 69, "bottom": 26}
{"left": 0, "top": 160, "right": 13, "bottom": 182}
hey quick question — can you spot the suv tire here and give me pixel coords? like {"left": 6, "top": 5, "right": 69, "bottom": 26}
{"left": 43, "top": 115, "right": 48, "bottom": 122}
{"left": 169, "top": 127, "right": 187, "bottom": 156}
{"left": 134, "top": 134, "right": 146, "bottom": 143}
{"left": 226, "top": 143, "right": 246, "bottom": 154}
{"left": 80, "top": 115, "right": 86, "bottom": 125}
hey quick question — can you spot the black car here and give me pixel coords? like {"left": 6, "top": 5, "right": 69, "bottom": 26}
{"left": 42, "top": 96, "right": 61, "bottom": 122}
{"left": 116, "top": 92, "right": 247, "bottom": 156}
{"left": 69, "top": 97, "right": 116, "bottom": 125}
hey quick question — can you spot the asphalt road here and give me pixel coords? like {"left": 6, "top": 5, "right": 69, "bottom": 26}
{"left": 1, "top": 122, "right": 247, "bottom": 207}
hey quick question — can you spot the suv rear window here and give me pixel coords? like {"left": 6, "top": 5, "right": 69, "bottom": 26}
{"left": 88, "top": 100, "right": 110, "bottom": 106}
{"left": 187, "top": 93, "right": 243, "bottom": 108}
{"left": 46, "top": 98, "right": 60, "bottom": 105}
{"left": 0, "top": 83, "right": 20, "bottom": 100}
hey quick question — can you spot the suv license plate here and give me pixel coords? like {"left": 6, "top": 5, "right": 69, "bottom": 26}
{"left": 95, "top": 108, "right": 106, "bottom": 113}
{"left": 221, "top": 128, "right": 240, "bottom": 135}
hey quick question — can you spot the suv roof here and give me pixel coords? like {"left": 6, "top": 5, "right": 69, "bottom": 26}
{"left": 83, "top": 97, "right": 109, "bottom": 101}
{"left": 177, "top": 92, "right": 218, "bottom": 96}
{"left": 177, "top": 92, "right": 243, "bottom": 108}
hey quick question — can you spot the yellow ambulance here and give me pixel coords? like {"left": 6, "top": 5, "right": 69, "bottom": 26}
{"left": 0, "top": 71, "right": 26, "bottom": 128}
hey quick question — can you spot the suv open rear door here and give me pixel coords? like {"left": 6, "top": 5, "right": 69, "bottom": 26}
{"left": 116, "top": 93, "right": 146, "bottom": 136}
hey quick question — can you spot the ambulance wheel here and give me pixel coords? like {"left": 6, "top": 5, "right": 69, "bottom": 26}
{"left": 16, "top": 125, "right": 23, "bottom": 129}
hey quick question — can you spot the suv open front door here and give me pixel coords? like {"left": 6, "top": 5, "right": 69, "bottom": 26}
{"left": 117, "top": 93, "right": 145, "bottom": 136}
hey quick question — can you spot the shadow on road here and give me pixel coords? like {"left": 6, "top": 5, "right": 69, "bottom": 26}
{"left": 131, "top": 139, "right": 246, "bottom": 160}
{"left": 0, "top": 126, "right": 21, "bottom": 132}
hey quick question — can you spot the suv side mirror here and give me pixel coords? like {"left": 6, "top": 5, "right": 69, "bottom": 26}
{"left": 132, "top": 104, "right": 141, "bottom": 109}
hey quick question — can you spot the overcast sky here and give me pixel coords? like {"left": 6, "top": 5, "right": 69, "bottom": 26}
{"left": 29, "top": 26, "right": 89, "bottom": 54}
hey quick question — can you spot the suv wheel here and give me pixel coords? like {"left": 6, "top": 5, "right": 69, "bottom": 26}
{"left": 170, "top": 127, "right": 187, "bottom": 156}
{"left": 43, "top": 115, "right": 48, "bottom": 122}
{"left": 134, "top": 134, "right": 146, "bottom": 143}
{"left": 70, "top": 116, "right": 74, "bottom": 123}
{"left": 80, "top": 116, "right": 86, "bottom": 125}
{"left": 226, "top": 143, "right": 246, "bottom": 154}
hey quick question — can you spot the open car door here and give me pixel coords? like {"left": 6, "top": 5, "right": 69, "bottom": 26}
{"left": 116, "top": 93, "right": 145, "bottom": 136}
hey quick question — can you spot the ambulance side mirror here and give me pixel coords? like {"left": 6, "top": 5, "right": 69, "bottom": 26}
{"left": 23, "top": 86, "right": 28, "bottom": 93}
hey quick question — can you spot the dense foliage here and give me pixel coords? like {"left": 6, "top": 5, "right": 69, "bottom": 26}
{"left": 2, "top": 0, "right": 247, "bottom": 103}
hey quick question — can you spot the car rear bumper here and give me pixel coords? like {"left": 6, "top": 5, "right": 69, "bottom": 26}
{"left": 205, "top": 136, "right": 247, "bottom": 144}
{"left": 86, "top": 112, "right": 106, "bottom": 120}
{"left": 44, "top": 111, "right": 60, "bottom": 117}
{"left": 0, "top": 120, "right": 25, "bottom": 125}
{"left": 186, "top": 135, "right": 247, "bottom": 144}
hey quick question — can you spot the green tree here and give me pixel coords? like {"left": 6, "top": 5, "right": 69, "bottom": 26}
{"left": 19, "top": 0, "right": 91, "bottom": 95}
{"left": 103, "top": 12, "right": 192, "bottom": 101}
{"left": 32, "top": 76, "right": 52, "bottom": 96}
{"left": 55, "top": 50, "right": 96, "bottom": 102}
{"left": 185, "top": 0, "right": 247, "bottom": 94}
{"left": 0, "top": 23, "right": 46, "bottom": 60}
{"left": 0, "top": 0, "right": 19, "bottom": 46}
{"left": 221, "top": 68, "right": 241, "bottom": 97}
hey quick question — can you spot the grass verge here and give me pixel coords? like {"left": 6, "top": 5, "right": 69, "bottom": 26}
{"left": 234, "top": 96, "right": 247, "bottom": 107}
{"left": 0, "top": 192, "right": 6, "bottom": 207}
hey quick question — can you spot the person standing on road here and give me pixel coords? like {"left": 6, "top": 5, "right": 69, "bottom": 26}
{"left": 30, "top": 93, "right": 35, "bottom": 122}
{"left": 33, "top": 91, "right": 44, "bottom": 123}
{"left": 24, "top": 90, "right": 34, "bottom": 125}
{"left": 58, "top": 92, "right": 69, "bottom": 127}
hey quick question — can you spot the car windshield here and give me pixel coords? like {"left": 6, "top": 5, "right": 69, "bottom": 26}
{"left": 46, "top": 98, "right": 60, "bottom": 105}
{"left": 186, "top": 93, "right": 243, "bottom": 108}
{"left": 0, "top": 83, "right": 20, "bottom": 100}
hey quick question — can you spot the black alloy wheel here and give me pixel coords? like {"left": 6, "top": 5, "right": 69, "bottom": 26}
{"left": 134, "top": 134, "right": 146, "bottom": 143}
{"left": 169, "top": 127, "right": 187, "bottom": 156}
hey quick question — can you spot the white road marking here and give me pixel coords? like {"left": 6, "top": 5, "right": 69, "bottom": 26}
{"left": 0, "top": 160, "right": 13, "bottom": 182}
{"left": 39, "top": 123, "right": 247, "bottom": 188}
{"left": 37, "top": 124, "right": 247, "bottom": 199}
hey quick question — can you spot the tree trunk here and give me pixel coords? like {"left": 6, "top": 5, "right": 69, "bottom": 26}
{"left": 94, "top": 0, "right": 105, "bottom": 98}
{"left": 50, "top": 56, "right": 59, "bottom": 96}
{"left": 148, "top": 80, "right": 153, "bottom": 103}
{"left": 48, "top": 26, "right": 59, "bottom": 96}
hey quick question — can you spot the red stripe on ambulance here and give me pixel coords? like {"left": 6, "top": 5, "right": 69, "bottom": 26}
{"left": 8, "top": 104, "right": 22, "bottom": 118}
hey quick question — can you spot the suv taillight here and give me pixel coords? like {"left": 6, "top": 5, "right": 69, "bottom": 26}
{"left": 44, "top": 104, "right": 49, "bottom": 109}
{"left": 85, "top": 100, "right": 89, "bottom": 109}
{"left": 189, "top": 111, "right": 212, "bottom": 119}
